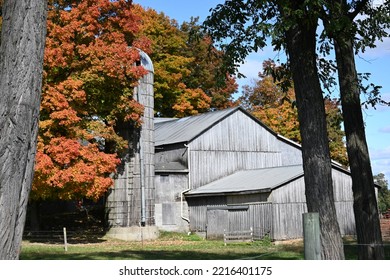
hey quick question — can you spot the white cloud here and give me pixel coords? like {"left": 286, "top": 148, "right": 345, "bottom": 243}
{"left": 379, "top": 126, "right": 390, "bottom": 133}
{"left": 238, "top": 59, "right": 262, "bottom": 81}
{"left": 371, "top": 147, "right": 390, "bottom": 160}
{"left": 359, "top": 36, "right": 390, "bottom": 59}
{"left": 371, "top": 158, "right": 390, "bottom": 179}
{"left": 370, "top": 146, "right": 390, "bottom": 179}
{"left": 237, "top": 47, "right": 287, "bottom": 89}
{"left": 373, "top": 0, "right": 386, "bottom": 7}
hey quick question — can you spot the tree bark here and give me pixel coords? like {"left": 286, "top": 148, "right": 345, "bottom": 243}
{"left": 334, "top": 37, "right": 385, "bottom": 259}
{"left": 283, "top": 5, "right": 345, "bottom": 259}
{"left": 0, "top": 0, "right": 47, "bottom": 260}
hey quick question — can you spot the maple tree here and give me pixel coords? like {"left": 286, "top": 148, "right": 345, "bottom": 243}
{"left": 30, "top": 1, "right": 237, "bottom": 202}
{"left": 240, "top": 60, "right": 348, "bottom": 166}
{"left": 134, "top": 5, "right": 238, "bottom": 117}
{"left": 33, "top": 0, "right": 149, "bottom": 201}
{"left": 241, "top": 75, "right": 301, "bottom": 143}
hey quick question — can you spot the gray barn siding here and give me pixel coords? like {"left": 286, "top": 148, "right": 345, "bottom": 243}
{"left": 271, "top": 169, "right": 354, "bottom": 205}
{"left": 270, "top": 170, "right": 356, "bottom": 239}
{"left": 228, "top": 209, "right": 249, "bottom": 232}
{"left": 189, "top": 110, "right": 285, "bottom": 189}
{"left": 187, "top": 178, "right": 356, "bottom": 240}
{"left": 154, "top": 144, "right": 190, "bottom": 232}
{"left": 249, "top": 203, "right": 273, "bottom": 239}
{"left": 270, "top": 202, "right": 355, "bottom": 240}
{"left": 190, "top": 110, "right": 280, "bottom": 152}
{"left": 332, "top": 168, "right": 354, "bottom": 201}
{"left": 270, "top": 178, "right": 307, "bottom": 239}
{"left": 189, "top": 151, "right": 281, "bottom": 189}
{"left": 187, "top": 170, "right": 356, "bottom": 240}
{"left": 277, "top": 137, "right": 303, "bottom": 166}
{"left": 207, "top": 209, "right": 228, "bottom": 239}
{"left": 154, "top": 173, "right": 190, "bottom": 232}
{"left": 188, "top": 195, "right": 274, "bottom": 239}
{"left": 335, "top": 201, "right": 355, "bottom": 235}
{"left": 332, "top": 168, "right": 355, "bottom": 235}
{"left": 155, "top": 174, "right": 188, "bottom": 204}
{"left": 188, "top": 196, "right": 227, "bottom": 232}
{"left": 270, "top": 177, "right": 306, "bottom": 203}
{"left": 272, "top": 203, "right": 308, "bottom": 240}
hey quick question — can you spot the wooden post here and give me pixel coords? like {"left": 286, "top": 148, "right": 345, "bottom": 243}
{"left": 63, "top": 227, "right": 68, "bottom": 252}
{"left": 303, "top": 212, "right": 321, "bottom": 260}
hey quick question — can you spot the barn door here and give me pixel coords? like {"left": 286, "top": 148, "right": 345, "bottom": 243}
{"left": 251, "top": 203, "right": 273, "bottom": 239}
{"left": 228, "top": 209, "right": 249, "bottom": 232}
{"left": 206, "top": 209, "right": 227, "bottom": 239}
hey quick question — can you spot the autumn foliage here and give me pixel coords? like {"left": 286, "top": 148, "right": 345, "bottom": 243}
{"left": 133, "top": 6, "right": 238, "bottom": 117}
{"left": 33, "top": 0, "right": 150, "bottom": 201}
{"left": 31, "top": 1, "right": 238, "bottom": 201}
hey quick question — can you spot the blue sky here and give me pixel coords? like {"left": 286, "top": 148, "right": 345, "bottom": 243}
{"left": 134, "top": 0, "right": 390, "bottom": 181}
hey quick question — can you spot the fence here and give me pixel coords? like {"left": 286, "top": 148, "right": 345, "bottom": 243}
{"left": 223, "top": 227, "right": 254, "bottom": 245}
{"left": 23, "top": 228, "right": 106, "bottom": 245}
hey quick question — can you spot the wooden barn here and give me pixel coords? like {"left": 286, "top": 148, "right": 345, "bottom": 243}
{"left": 154, "top": 106, "right": 356, "bottom": 240}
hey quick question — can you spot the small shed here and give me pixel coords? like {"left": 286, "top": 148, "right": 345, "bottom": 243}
{"left": 186, "top": 164, "right": 355, "bottom": 240}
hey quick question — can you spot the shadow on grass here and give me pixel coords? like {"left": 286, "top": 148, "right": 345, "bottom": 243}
{"left": 343, "top": 240, "right": 390, "bottom": 260}
{"left": 20, "top": 239, "right": 304, "bottom": 260}
{"left": 20, "top": 248, "right": 303, "bottom": 260}
{"left": 23, "top": 236, "right": 390, "bottom": 260}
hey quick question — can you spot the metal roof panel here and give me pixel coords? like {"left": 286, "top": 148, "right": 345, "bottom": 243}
{"left": 155, "top": 107, "right": 239, "bottom": 146}
{"left": 186, "top": 165, "right": 304, "bottom": 196}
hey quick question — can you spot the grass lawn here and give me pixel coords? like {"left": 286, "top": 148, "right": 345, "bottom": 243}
{"left": 20, "top": 232, "right": 304, "bottom": 260}
{"left": 19, "top": 232, "right": 390, "bottom": 260}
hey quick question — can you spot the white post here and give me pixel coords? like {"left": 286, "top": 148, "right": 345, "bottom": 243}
{"left": 63, "top": 227, "right": 68, "bottom": 252}
{"left": 303, "top": 212, "right": 321, "bottom": 260}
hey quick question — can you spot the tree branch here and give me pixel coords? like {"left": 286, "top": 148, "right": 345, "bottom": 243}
{"left": 348, "top": 0, "right": 369, "bottom": 20}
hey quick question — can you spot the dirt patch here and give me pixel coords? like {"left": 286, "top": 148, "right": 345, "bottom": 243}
{"left": 381, "top": 219, "right": 390, "bottom": 241}
{"left": 273, "top": 239, "right": 303, "bottom": 246}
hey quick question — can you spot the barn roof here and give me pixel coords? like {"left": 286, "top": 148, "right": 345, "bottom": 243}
{"left": 154, "top": 106, "right": 276, "bottom": 147}
{"left": 186, "top": 165, "right": 304, "bottom": 197}
{"left": 155, "top": 107, "right": 238, "bottom": 146}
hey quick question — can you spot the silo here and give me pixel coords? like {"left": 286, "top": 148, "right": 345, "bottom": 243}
{"left": 105, "top": 49, "right": 158, "bottom": 241}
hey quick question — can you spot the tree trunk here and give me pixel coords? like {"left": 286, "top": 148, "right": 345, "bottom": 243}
{"left": 283, "top": 7, "right": 345, "bottom": 259}
{"left": 334, "top": 37, "right": 385, "bottom": 259}
{"left": 0, "top": 0, "right": 47, "bottom": 260}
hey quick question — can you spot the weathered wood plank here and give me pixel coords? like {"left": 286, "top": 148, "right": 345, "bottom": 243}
{"left": 224, "top": 228, "right": 253, "bottom": 245}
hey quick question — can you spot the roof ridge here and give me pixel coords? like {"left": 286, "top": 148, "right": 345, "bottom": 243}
{"left": 154, "top": 106, "right": 241, "bottom": 146}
